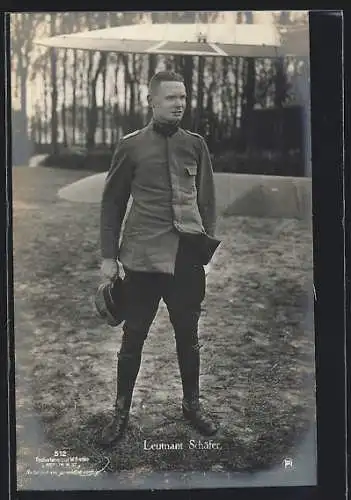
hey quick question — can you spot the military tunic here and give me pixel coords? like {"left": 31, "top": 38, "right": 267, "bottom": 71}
{"left": 100, "top": 120, "right": 217, "bottom": 275}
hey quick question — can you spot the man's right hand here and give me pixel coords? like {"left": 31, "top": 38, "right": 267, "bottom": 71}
{"left": 100, "top": 259, "right": 121, "bottom": 281}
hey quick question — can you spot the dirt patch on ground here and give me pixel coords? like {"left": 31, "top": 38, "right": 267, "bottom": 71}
{"left": 13, "top": 167, "right": 315, "bottom": 482}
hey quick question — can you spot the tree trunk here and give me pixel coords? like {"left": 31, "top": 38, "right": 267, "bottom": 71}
{"left": 122, "top": 54, "right": 134, "bottom": 131}
{"left": 85, "top": 49, "right": 94, "bottom": 149}
{"left": 274, "top": 58, "right": 287, "bottom": 154}
{"left": 16, "top": 56, "right": 30, "bottom": 163}
{"left": 205, "top": 57, "right": 217, "bottom": 152}
{"left": 123, "top": 55, "right": 128, "bottom": 118}
{"left": 234, "top": 57, "right": 241, "bottom": 126}
{"left": 114, "top": 59, "right": 120, "bottom": 132}
{"left": 165, "top": 56, "right": 173, "bottom": 71}
{"left": 43, "top": 57, "right": 48, "bottom": 144}
{"left": 18, "top": 59, "right": 28, "bottom": 134}
{"left": 129, "top": 54, "right": 136, "bottom": 130}
{"left": 71, "top": 11, "right": 81, "bottom": 145}
{"left": 221, "top": 57, "right": 229, "bottom": 135}
{"left": 11, "top": 15, "right": 21, "bottom": 107}
{"left": 182, "top": 56, "right": 193, "bottom": 129}
{"left": 62, "top": 49, "right": 67, "bottom": 146}
{"left": 72, "top": 50, "right": 77, "bottom": 144}
{"left": 274, "top": 58, "right": 287, "bottom": 108}
{"left": 148, "top": 54, "right": 157, "bottom": 82}
{"left": 230, "top": 59, "right": 236, "bottom": 134}
{"left": 146, "top": 54, "right": 157, "bottom": 122}
{"left": 50, "top": 49, "right": 58, "bottom": 153}
{"left": 242, "top": 57, "right": 255, "bottom": 151}
{"left": 174, "top": 55, "right": 183, "bottom": 74}
{"left": 87, "top": 53, "right": 106, "bottom": 150}
{"left": 50, "top": 14, "right": 58, "bottom": 154}
{"left": 11, "top": 14, "right": 30, "bottom": 161}
{"left": 86, "top": 50, "right": 94, "bottom": 149}
{"left": 78, "top": 52, "right": 86, "bottom": 144}
{"left": 245, "top": 58, "right": 256, "bottom": 111}
{"left": 194, "top": 56, "right": 204, "bottom": 133}
{"left": 102, "top": 59, "right": 107, "bottom": 145}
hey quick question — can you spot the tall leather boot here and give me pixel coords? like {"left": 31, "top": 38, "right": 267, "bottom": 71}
{"left": 177, "top": 343, "right": 218, "bottom": 436}
{"left": 100, "top": 351, "right": 141, "bottom": 446}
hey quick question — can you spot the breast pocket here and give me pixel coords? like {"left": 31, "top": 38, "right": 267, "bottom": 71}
{"left": 183, "top": 164, "right": 198, "bottom": 194}
{"left": 185, "top": 165, "right": 197, "bottom": 176}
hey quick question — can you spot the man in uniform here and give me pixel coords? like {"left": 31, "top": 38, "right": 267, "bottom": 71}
{"left": 100, "top": 70, "right": 219, "bottom": 445}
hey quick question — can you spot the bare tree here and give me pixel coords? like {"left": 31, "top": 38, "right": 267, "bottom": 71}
{"left": 10, "top": 13, "right": 47, "bottom": 158}
{"left": 86, "top": 52, "right": 107, "bottom": 149}
{"left": 50, "top": 13, "right": 58, "bottom": 154}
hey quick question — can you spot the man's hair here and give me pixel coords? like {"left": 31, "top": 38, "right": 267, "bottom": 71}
{"left": 148, "top": 71, "right": 185, "bottom": 96}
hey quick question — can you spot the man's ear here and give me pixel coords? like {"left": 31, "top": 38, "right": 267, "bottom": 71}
{"left": 147, "top": 94, "right": 152, "bottom": 107}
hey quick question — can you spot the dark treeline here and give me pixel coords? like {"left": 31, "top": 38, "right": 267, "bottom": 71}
{"left": 11, "top": 11, "right": 309, "bottom": 174}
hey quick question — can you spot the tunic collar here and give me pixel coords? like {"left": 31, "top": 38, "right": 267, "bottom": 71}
{"left": 149, "top": 118, "right": 180, "bottom": 138}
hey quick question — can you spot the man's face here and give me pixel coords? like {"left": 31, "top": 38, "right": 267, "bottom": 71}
{"left": 149, "top": 81, "right": 187, "bottom": 124}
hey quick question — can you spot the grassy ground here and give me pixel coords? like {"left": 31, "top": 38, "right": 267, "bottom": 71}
{"left": 13, "top": 166, "right": 315, "bottom": 485}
